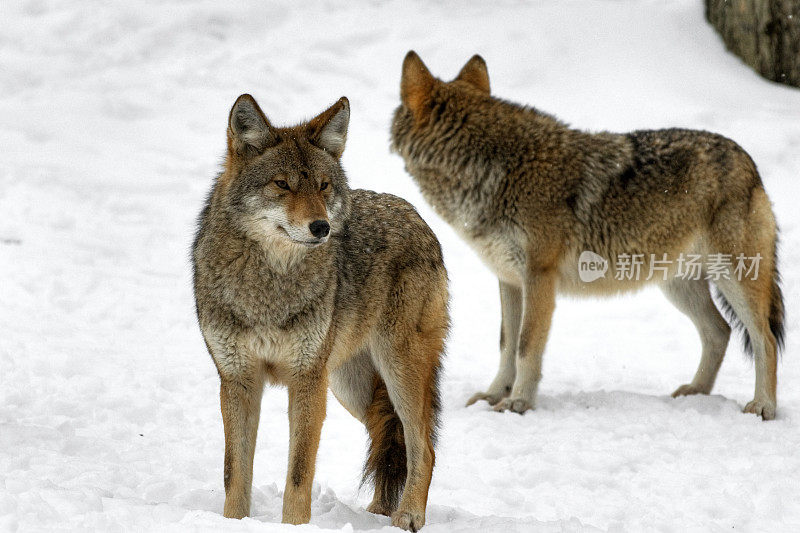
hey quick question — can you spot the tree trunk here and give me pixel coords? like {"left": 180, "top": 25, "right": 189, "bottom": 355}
{"left": 706, "top": 0, "right": 800, "bottom": 88}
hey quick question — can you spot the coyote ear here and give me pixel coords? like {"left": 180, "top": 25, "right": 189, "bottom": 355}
{"left": 228, "top": 94, "right": 276, "bottom": 156}
{"left": 307, "top": 97, "right": 349, "bottom": 158}
{"left": 401, "top": 50, "right": 435, "bottom": 116}
{"left": 455, "top": 54, "right": 490, "bottom": 94}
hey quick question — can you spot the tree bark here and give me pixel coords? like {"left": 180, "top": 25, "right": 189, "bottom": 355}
{"left": 706, "top": 0, "right": 800, "bottom": 88}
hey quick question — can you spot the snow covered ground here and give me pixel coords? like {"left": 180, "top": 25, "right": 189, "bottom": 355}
{"left": 2, "top": 0, "right": 800, "bottom": 531}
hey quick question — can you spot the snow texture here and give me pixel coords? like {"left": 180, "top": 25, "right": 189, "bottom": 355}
{"left": 2, "top": 0, "right": 799, "bottom": 531}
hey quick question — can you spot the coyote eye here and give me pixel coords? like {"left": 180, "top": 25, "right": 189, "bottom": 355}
{"left": 274, "top": 180, "right": 290, "bottom": 190}
{"left": 320, "top": 182, "right": 329, "bottom": 191}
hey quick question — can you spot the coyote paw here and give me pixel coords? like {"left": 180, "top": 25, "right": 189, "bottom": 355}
{"left": 466, "top": 390, "right": 506, "bottom": 406}
{"left": 492, "top": 397, "right": 533, "bottom": 414}
{"left": 671, "top": 384, "right": 710, "bottom": 397}
{"left": 366, "top": 500, "right": 392, "bottom": 517}
{"left": 391, "top": 509, "right": 425, "bottom": 531}
{"left": 743, "top": 399, "right": 776, "bottom": 421}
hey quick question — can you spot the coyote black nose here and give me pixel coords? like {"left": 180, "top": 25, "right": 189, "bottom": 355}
{"left": 309, "top": 220, "right": 330, "bottom": 239}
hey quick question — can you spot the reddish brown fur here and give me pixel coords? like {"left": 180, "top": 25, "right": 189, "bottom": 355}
{"left": 194, "top": 93, "right": 449, "bottom": 530}
{"left": 391, "top": 51, "right": 784, "bottom": 420}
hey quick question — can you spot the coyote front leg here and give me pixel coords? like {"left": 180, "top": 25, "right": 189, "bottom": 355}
{"left": 220, "top": 376, "right": 264, "bottom": 519}
{"left": 494, "top": 270, "right": 555, "bottom": 414}
{"left": 282, "top": 369, "right": 327, "bottom": 525}
{"left": 467, "top": 281, "right": 521, "bottom": 406}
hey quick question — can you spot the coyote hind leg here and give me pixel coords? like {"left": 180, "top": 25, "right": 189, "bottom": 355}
{"left": 708, "top": 184, "right": 783, "bottom": 420}
{"left": 373, "top": 343, "right": 439, "bottom": 532}
{"left": 369, "top": 277, "right": 445, "bottom": 530}
{"left": 363, "top": 376, "right": 406, "bottom": 517}
{"left": 328, "top": 351, "right": 399, "bottom": 517}
{"left": 661, "top": 278, "right": 731, "bottom": 397}
{"left": 716, "top": 275, "right": 780, "bottom": 420}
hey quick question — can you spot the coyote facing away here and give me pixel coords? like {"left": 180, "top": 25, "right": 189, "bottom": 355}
{"left": 391, "top": 51, "right": 783, "bottom": 420}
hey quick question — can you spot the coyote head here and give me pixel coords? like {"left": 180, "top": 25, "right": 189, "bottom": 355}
{"left": 223, "top": 94, "right": 351, "bottom": 248}
{"left": 390, "top": 51, "right": 491, "bottom": 160}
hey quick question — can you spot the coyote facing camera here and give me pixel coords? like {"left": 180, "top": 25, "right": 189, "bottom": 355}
{"left": 391, "top": 51, "right": 784, "bottom": 420}
{"left": 193, "top": 94, "right": 448, "bottom": 530}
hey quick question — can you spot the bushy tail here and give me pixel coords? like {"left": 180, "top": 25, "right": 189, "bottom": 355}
{"left": 361, "top": 364, "right": 442, "bottom": 511}
{"left": 715, "top": 238, "right": 784, "bottom": 357}
{"left": 768, "top": 241, "right": 785, "bottom": 354}
{"left": 362, "top": 379, "right": 407, "bottom": 510}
